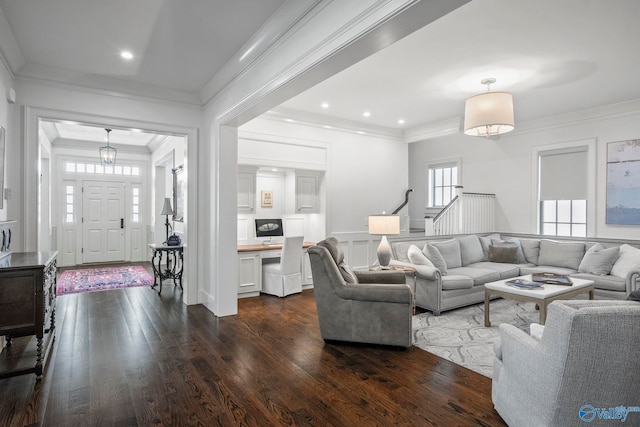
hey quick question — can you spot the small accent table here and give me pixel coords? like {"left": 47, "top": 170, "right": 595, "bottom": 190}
{"left": 148, "top": 244, "right": 184, "bottom": 294}
{"left": 368, "top": 265, "right": 418, "bottom": 315}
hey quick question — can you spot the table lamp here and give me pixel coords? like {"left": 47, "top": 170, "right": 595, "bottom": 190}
{"left": 160, "top": 197, "right": 174, "bottom": 244}
{"left": 368, "top": 214, "right": 400, "bottom": 268}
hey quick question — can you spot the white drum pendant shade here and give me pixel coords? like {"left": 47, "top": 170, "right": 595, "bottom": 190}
{"left": 464, "top": 91, "right": 514, "bottom": 137}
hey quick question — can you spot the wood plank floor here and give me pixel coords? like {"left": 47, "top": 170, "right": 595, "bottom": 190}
{"left": 0, "top": 285, "right": 507, "bottom": 426}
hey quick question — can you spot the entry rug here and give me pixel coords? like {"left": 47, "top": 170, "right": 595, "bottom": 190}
{"left": 57, "top": 265, "right": 154, "bottom": 295}
{"left": 412, "top": 299, "right": 539, "bottom": 377}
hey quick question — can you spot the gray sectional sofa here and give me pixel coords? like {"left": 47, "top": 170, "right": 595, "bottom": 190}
{"left": 389, "top": 233, "right": 640, "bottom": 315}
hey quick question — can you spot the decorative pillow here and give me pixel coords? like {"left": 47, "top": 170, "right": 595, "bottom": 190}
{"left": 458, "top": 235, "right": 485, "bottom": 266}
{"left": 479, "top": 233, "right": 501, "bottom": 259}
{"left": 611, "top": 244, "right": 640, "bottom": 278}
{"left": 338, "top": 262, "right": 358, "bottom": 283}
{"left": 502, "top": 237, "right": 527, "bottom": 264}
{"left": 520, "top": 239, "right": 541, "bottom": 265}
{"left": 537, "top": 240, "right": 585, "bottom": 270}
{"left": 578, "top": 243, "right": 620, "bottom": 276}
{"left": 489, "top": 244, "right": 519, "bottom": 264}
{"left": 628, "top": 290, "right": 640, "bottom": 302}
{"left": 407, "top": 244, "right": 435, "bottom": 267}
{"left": 431, "top": 239, "right": 462, "bottom": 269}
{"left": 425, "top": 244, "right": 448, "bottom": 275}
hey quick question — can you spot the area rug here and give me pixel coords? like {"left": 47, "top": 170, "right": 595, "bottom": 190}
{"left": 412, "top": 299, "right": 539, "bottom": 377}
{"left": 57, "top": 265, "right": 154, "bottom": 295}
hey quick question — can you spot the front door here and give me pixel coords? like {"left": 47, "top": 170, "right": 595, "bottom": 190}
{"left": 82, "top": 180, "right": 125, "bottom": 263}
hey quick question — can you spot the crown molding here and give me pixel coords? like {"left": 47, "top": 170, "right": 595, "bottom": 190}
{"left": 15, "top": 63, "right": 204, "bottom": 108}
{"left": 404, "top": 117, "right": 461, "bottom": 142}
{"left": 266, "top": 106, "right": 404, "bottom": 141}
{"left": 510, "top": 98, "right": 640, "bottom": 136}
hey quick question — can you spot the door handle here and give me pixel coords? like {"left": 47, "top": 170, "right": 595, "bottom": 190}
{"left": 121, "top": 218, "right": 124, "bottom": 229}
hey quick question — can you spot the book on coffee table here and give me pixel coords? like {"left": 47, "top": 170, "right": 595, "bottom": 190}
{"left": 505, "top": 278, "right": 544, "bottom": 289}
{"left": 531, "top": 272, "right": 573, "bottom": 286}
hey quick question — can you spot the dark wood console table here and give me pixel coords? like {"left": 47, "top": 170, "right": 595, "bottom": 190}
{"left": 0, "top": 251, "right": 58, "bottom": 381}
{"left": 148, "top": 244, "right": 184, "bottom": 294}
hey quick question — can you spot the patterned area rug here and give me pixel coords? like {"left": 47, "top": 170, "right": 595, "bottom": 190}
{"left": 57, "top": 265, "right": 154, "bottom": 295}
{"left": 412, "top": 299, "right": 539, "bottom": 377}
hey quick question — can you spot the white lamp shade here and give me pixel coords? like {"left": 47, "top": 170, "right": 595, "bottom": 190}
{"left": 463, "top": 91, "right": 514, "bottom": 137}
{"left": 160, "top": 197, "right": 174, "bottom": 216}
{"left": 368, "top": 214, "right": 400, "bottom": 235}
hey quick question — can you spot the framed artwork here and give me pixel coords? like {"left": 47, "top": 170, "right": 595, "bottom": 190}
{"left": 172, "top": 165, "right": 185, "bottom": 222}
{"left": 606, "top": 139, "right": 640, "bottom": 224}
{"left": 261, "top": 190, "right": 273, "bottom": 208}
{"left": 0, "top": 127, "right": 4, "bottom": 210}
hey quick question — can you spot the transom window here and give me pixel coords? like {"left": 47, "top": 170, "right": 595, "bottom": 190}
{"left": 65, "top": 161, "right": 140, "bottom": 176}
{"left": 428, "top": 164, "right": 458, "bottom": 207}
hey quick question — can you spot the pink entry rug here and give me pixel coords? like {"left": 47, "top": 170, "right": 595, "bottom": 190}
{"left": 57, "top": 265, "right": 154, "bottom": 295}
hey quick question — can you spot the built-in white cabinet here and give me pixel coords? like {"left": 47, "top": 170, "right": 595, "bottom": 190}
{"left": 237, "top": 167, "right": 257, "bottom": 213}
{"left": 296, "top": 172, "right": 319, "bottom": 213}
{"left": 237, "top": 252, "right": 261, "bottom": 296}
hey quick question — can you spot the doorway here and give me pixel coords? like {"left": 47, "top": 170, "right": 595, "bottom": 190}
{"left": 81, "top": 180, "right": 126, "bottom": 263}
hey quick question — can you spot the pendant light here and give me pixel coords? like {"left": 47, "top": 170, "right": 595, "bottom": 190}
{"left": 99, "top": 128, "right": 117, "bottom": 165}
{"left": 464, "top": 78, "right": 514, "bottom": 137}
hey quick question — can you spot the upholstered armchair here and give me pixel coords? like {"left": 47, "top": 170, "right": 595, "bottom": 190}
{"left": 492, "top": 300, "right": 640, "bottom": 427}
{"left": 308, "top": 237, "right": 413, "bottom": 347}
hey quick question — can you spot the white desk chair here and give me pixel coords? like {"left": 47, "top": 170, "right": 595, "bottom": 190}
{"left": 262, "top": 236, "right": 304, "bottom": 297}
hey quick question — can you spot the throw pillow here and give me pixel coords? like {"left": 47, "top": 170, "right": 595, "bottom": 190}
{"left": 502, "top": 237, "right": 527, "bottom": 264}
{"left": 407, "top": 244, "right": 435, "bottom": 267}
{"left": 488, "top": 244, "right": 519, "bottom": 264}
{"left": 431, "top": 239, "right": 462, "bottom": 269}
{"left": 578, "top": 243, "right": 620, "bottom": 276}
{"left": 627, "top": 290, "right": 640, "bottom": 302}
{"left": 520, "top": 239, "right": 541, "bottom": 265}
{"left": 338, "top": 262, "right": 358, "bottom": 284}
{"left": 425, "top": 244, "right": 448, "bottom": 275}
{"left": 611, "top": 244, "right": 640, "bottom": 278}
{"left": 458, "top": 235, "right": 485, "bottom": 266}
{"left": 479, "top": 233, "right": 501, "bottom": 260}
{"left": 537, "top": 240, "right": 585, "bottom": 270}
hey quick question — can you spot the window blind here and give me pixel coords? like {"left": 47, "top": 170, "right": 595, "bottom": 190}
{"left": 539, "top": 148, "right": 587, "bottom": 200}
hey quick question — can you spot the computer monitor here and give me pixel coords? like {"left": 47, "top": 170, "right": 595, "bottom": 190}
{"left": 255, "top": 219, "right": 284, "bottom": 238}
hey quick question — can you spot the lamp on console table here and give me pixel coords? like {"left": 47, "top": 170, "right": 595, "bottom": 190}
{"left": 368, "top": 213, "right": 400, "bottom": 268}
{"left": 160, "top": 197, "right": 174, "bottom": 245}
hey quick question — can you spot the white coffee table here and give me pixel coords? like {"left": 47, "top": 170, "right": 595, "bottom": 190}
{"left": 484, "top": 275, "right": 594, "bottom": 326}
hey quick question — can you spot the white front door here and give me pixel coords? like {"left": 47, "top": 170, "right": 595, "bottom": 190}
{"left": 82, "top": 180, "right": 125, "bottom": 263}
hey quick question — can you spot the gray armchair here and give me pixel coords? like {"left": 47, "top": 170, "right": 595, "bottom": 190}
{"left": 492, "top": 300, "right": 640, "bottom": 427}
{"left": 308, "top": 237, "right": 413, "bottom": 347}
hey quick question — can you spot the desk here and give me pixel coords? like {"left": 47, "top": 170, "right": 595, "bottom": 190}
{"left": 237, "top": 242, "right": 315, "bottom": 297}
{"left": 148, "top": 244, "right": 184, "bottom": 294}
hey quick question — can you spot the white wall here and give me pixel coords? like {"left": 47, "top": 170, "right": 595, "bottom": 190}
{"left": 408, "top": 101, "right": 640, "bottom": 240}
{"left": 0, "top": 48, "right": 14, "bottom": 224}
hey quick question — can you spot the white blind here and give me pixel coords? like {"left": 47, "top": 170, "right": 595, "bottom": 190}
{"left": 539, "top": 148, "right": 587, "bottom": 200}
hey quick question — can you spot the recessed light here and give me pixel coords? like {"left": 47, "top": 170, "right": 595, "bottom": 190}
{"left": 398, "top": 119, "right": 406, "bottom": 125}
{"left": 321, "top": 102, "right": 329, "bottom": 109}
{"left": 284, "top": 118, "right": 295, "bottom": 123}
{"left": 323, "top": 125, "right": 333, "bottom": 129}
{"left": 120, "top": 51, "right": 134, "bottom": 60}
{"left": 271, "top": 168, "right": 278, "bottom": 172}
{"left": 357, "top": 131, "right": 366, "bottom": 135}
{"left": 363, "top": 111, "right": 371, "bottom": 118}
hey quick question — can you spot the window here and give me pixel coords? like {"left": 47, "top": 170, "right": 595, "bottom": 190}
{"left": 64, "top": 185, "right": 74, "bottom": 223}
{"left": 428, "top": 164, "right": 458, "bottom": 207}
{"left": 132, "top": 186, "right": 140, "bottom": 222}
{"left": 539, "top": 148, "right": 588, "bottom": 237}
{"left": 63, "top": 161, "right": 140, "bottom": 176}
{"left": 541, "top": 200, "right": 587, "bottom": 237}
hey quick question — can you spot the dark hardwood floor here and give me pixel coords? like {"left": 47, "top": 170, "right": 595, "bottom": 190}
{"left": 0, "top": 285, "right": 506, "bottom": 426}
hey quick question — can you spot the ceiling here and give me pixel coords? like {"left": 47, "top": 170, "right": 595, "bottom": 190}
{"left": 2, "top": 0, "right": 640, "bottom": 145}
